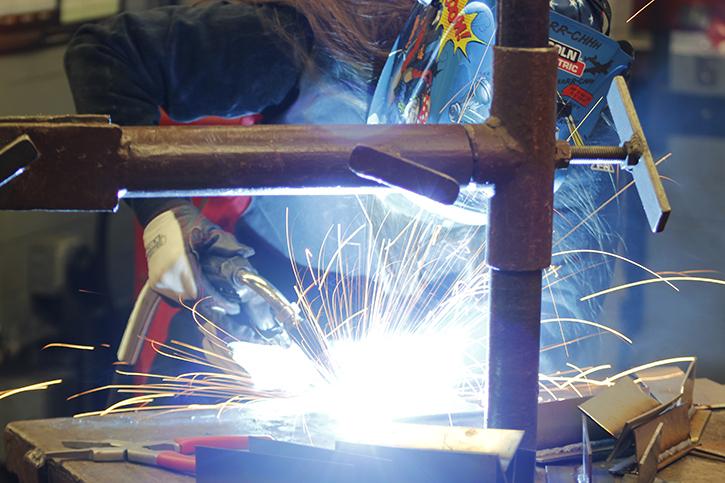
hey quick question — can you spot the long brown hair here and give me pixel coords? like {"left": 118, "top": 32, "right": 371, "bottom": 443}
{"left": 201, "top": 0, "right": 416, "bottom": 78}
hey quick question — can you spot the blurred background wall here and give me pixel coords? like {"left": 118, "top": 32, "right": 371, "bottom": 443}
{"left": 0, "top": 0, "right": 722, "bottom": 475}
{"left": 0, "top": 1, "right": 183, "bottom": 474}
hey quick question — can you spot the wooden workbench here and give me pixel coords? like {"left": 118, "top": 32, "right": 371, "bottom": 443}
{"left": 4, "top": 408, "right": 724, "bottom": 482}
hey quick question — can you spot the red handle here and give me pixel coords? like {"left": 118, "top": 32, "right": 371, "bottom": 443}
{"left": 156, "top": 451, "right": 196, "bottom": 474}
{"left": 176, "top": 435, "right": 270, "bottom": 454}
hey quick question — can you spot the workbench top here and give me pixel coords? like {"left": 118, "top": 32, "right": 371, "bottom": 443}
{"left": 4, "top": 407, "right": 335, "bottom": 483}
{"left": 4, "top": 406, "right": 724, "bottom": 482}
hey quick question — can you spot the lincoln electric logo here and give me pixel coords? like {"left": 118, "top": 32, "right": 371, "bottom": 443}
{"left": 549, "top": 38, "right": 586, "bottom": 77}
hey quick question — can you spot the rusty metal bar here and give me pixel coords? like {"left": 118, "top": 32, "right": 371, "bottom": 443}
{"left": 485, "top": 0, "right": 558, "bottom": 480}
{"left": 120, "top": 124, "right": 476, "bottom": 197}
{"left": 497, "top": 0, "right": 550, "bottom": 48}
{"left": 0, "top": 122, "right": 518, "bottom": 211}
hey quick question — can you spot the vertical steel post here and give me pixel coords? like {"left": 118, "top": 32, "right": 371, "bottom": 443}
{"left": 485, "top": 0, "right": 557, "bottom": 480}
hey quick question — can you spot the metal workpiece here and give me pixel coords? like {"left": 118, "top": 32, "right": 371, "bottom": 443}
{"left": 555, "top": 76, "right": 672, "bottom": 233}
{"left": 120, "top": 124, "right": 475, "bottom": 197}
{"left": 0, "top": 122, "right": 488, "bottom": 210}
{"left": 0, "top": 118, "right": 122, "bottom": 210}
{"left": 607, "top": 76, "right": 671, "bottom": 232}
{"left": 484, "top": 41, "right": 558, "bottom": 483}
{"left": 486, "top": 269, "right": 543, "bottom": 479}
{"left": 487, "top": 46, "right": 559, "bottom": 272}
{"left": 464, "top": 118, "right": 526, "bottom": 185}
{"left": 0, "top": 121, "right": 537, "bottom": 211}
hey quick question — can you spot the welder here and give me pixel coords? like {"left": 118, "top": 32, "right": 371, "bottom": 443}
{"left": 64, "top": 0, "right": 618, "bottom": 377}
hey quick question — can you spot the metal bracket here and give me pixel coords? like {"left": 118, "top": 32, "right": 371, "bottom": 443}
{"left": 553, "top": 76, "right": 671, "bottom": 233}
{"left": 607, "top": 76, "right": 671, "bottom": 232}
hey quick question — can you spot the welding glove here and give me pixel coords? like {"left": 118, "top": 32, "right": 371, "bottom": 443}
{"left": 141, "top": 201, "right": 292, "bottom": 346}
{"left": 142, "top": 202, "right": 252, "bottom": 316}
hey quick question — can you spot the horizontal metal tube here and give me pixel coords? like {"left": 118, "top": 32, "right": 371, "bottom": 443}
{"left": 0, "top": 121, "right": 517, "bottom": 210}
{"left": 119, "top": 124, "right": 477, "bottom": 197}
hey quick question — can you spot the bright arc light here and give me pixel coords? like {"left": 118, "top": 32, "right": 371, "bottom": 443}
{"left": 230, "top": 330, "right": 477, "bottom": 430}
{"left": 322, "top": 331, "right": 474, "bottom": 423}
{"left": 229, "top": 341, "right": 323, "bottom": 393}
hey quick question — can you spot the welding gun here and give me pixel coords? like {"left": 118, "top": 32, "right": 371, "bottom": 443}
{"left": 200, "top": 254, "right": 299, "bottom": 344}
{"left": 118, "top": 252, "right": 299, "bottom": 366}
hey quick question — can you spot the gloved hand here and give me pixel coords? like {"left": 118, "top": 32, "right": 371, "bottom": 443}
{"left": 141, "top": 201, "right": 293, "bottom": 347}
{"left": 142, "top": 202, "right": 251, "bottom": 315}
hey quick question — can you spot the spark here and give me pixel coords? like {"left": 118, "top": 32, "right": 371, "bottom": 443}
{"left": 605, "top": 357, "right": 696, "bottom": 384}
{"left": 553, "top": 249, "right": 678, "bottom": 291}
{"left": 541, "top": 318, "right": 632, "bottom": 344}
{"left": 627, "top": 0, "right": 657, "bottom": 23}
{"left": 539, "top": 380, "right": 560, "bottom": 401}
{"left": 0, "top": 379, "right": 63, "bottom": 401}
{"left": 42, "top": 343, "right": 95, "bottom": 351}
{"left": 582, "top": 276, "right": 725, "bottom": 302}
{"left": 562, "top": 363, "right": 612, "bottom": 391}
{"left": 633, "top": 370, "right": 684, "bottom": 385}
{"left": 60, "top": 188, "right": 702, "bottom": 434}
{"left": 566, "top": 96, "right": 604, "bottom": 142}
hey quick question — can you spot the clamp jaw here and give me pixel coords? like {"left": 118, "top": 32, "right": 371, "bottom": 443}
{"left": 556, "top": 76, "right": 671, "bottom": 232}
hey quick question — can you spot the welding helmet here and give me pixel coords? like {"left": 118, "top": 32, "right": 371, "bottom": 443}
{"left": 368, "top": 0, "right": 629, "bottom": 222}
{"left": 369, "top": 0, "right": 622, "bottom": 128}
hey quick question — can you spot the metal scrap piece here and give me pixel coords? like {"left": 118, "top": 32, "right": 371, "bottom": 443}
{"left": 579, "top": 378, "right": 660, "bottom": 438}
{"left": 637, "top": 423, "right": 663, "bottom": 483}
{"left": 580, "top": 414, "right": 592, "bottom": 483}
{"left": 690, "top": 409, "right": 712, "bottom": 444}
{"left": 335, "top": 423, "right": 522, "bottom": 472}
{"left": 635, "top": 367, "right": 686, "bottom": 405}
{"left": 693, "top": 378, "right": 725, "bottom": 409}
{"left": 634, "top": 404, "right": 691, "bottom": 465}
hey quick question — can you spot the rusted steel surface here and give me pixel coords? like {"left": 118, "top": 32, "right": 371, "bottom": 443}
{"left": 120, "top": 124, "right": 476, "bottom": 198}
{"left": 487, "top": 47, "right": 558, "bottom": 273}
{"left": 0, "top": 122, "right": 509, "bottom": 210}
{"left": 0, "top": 120, "right": 123, "bottom": 210}
{"left": 483, "top": 8, "right": 558, "bottom": 478}
{"left": 0, "top": 115, "right": 111, "bottom": 124}
{"left": 496, "top": 0, "right": 550, "bottom": 48}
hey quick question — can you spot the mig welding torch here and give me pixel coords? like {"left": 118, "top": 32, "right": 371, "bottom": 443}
{"left": 118, "top": 253, "right": 302, "bottom": 366}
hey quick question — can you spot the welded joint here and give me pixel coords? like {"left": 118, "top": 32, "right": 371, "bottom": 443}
{"left": 463, "top": 117, "right": 526, "bottom": 185}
